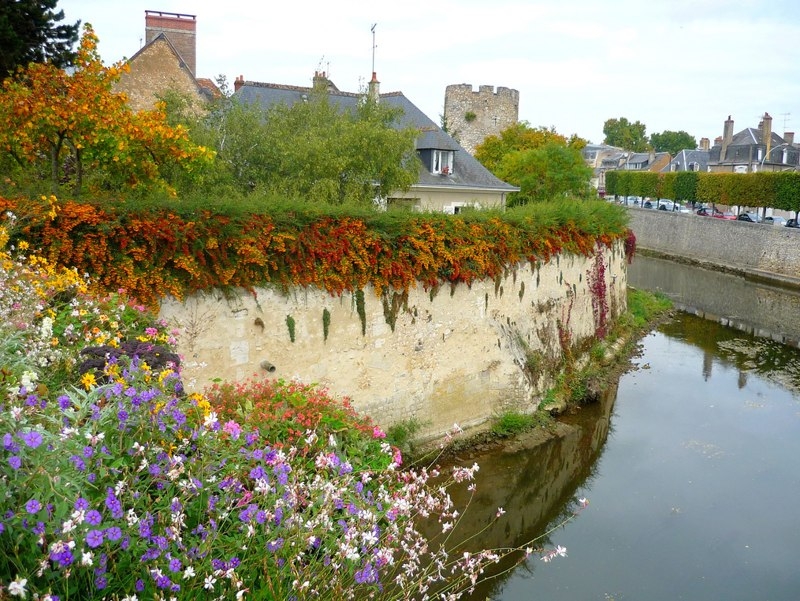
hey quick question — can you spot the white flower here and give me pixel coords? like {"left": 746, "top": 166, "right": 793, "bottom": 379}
{"left": 183, "top": 566, "right": 196, "bottom": 580}
{"left": 204, "top": 575, "right": 217, "bottom": 590}
{"left": 8, "top": 575, "right": 27, "bottom": 597}
{"left": 81, "top": 551, "right": 94, "bottom": 566}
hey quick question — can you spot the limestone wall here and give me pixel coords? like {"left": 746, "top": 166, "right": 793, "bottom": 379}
{"left": 159, "top": 244, "right": 628, "bottom": 442}
{"left": 627, "top": 208, "right": 800, "bottom": 286}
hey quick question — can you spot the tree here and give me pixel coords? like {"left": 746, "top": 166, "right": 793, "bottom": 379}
{"left": 474, "top": 122, "right": 585, "bottom": 175}
{"left": 0, "top": 0, "right": 80, "bottom": 78}
{"left": 0, "top": 24, "right": 213, "bottom": 196}
{"left": 650, "top": 130, "right": 697, "bottom": 155}
{"left": 498, "top": 142, "right": 593, "bottom": 206}
{"left": 193, "top": 87, "right": 420, "bottom": 204}
{"left": 602, "top": 117, "right": 649, "bottom": 152}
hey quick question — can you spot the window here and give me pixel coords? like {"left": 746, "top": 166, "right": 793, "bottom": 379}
{"left": 433, "top": 150, "right": 454, "bottom": 175}
{"left": 689, "top": 162, "right": 700, "bottom": 172}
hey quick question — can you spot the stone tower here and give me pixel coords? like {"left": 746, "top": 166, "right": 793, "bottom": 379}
{"left": 444, "top": 84, "right": 519, "bottom": 155}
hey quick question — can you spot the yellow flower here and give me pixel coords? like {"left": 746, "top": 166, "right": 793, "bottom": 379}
{"left": 158, "top": 369, "right": 174, "bottom": 384}
{"left": 18, "top": 240, "right": 29, "bottom": 251}
{"left": 81, "top": 372, "right": 97, "bottom": 390}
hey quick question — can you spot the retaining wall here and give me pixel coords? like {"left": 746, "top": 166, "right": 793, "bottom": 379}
{"left": 158, "top": 243, "right": 628, "bottom": 442}
{"left": 627, "top": 208, "right": 800, "bottom": 287}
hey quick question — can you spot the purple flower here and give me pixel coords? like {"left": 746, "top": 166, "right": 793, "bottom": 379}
{"left": 58, "top": 395, "right": 72, "bottom": 410}
{"left": 3, "top": 433, "right": 16, "bottom": 451}
{"left": 85, "top": 510, "right": 102, "bottom": 526}
{"left": 168, "top": 558, "right": 181, "bottom": 572}
{"left": 105, "top": 526, "right": 122, "bottom": 541}
{"left": 26, "top": 498, "right": 42, "bottom": 514}
{"left": 136, "top": 579, "right": 145, "bottom": 592}
{"left": 95, "top": 576, "right": 107, "bottom": 590}
{"left": 86, "top": 529, "right": 104, "bottom": 548}
{"left": 20, "top": 430, "right": 43, "bottom": 448}
{"left": 8, "top": 456, "right": 21, "bottom": 470}
{"left": 74, "top": 498, "right": 90, "bottom": 511}
{"left": 267, "top": 538, "right": 284, "bottom": 552}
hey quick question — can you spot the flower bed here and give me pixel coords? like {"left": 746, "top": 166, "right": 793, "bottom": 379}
{"left": 0, "top": 219, "right": 580, "bottom": 599}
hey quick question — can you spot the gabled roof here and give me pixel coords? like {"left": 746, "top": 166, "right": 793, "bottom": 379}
{"left": 662, "top": 149, "right": 710, "bottom": 172}
{"left": 728, "top": 127, "right": 784, "bottom": 148}
{"left": 124, "top": 33, "right": 215, "bottom": 103}
{"left": 236, "top": 80, "right": 518, "bottom": 193}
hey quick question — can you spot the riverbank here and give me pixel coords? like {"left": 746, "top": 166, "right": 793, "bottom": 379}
{"left": 414, "top": 287, "right": 675, "bottom": 462}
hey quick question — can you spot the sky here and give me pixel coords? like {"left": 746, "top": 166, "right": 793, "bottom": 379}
{"left": 58, "top": 0, "right": 800, "bottom": 145}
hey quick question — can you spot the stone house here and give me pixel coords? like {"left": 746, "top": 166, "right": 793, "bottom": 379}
{"left": 235, "top": 73, "right": 519, "bottom": 213}
{"left": 708, "top": 113, "right": 799, "bottom": 173}
{"left": 582, "top": 143, "right": 626, "bottom": 192}
{"left": 113, "top": 11, "right": 219, "bottom": 113}
{"left": 622, "top": 151, "right": 672, "bottom": 173}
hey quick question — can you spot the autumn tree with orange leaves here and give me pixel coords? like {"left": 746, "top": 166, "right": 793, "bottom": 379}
{"left": 0, "top": 24, "right": 213, "bottom": 197}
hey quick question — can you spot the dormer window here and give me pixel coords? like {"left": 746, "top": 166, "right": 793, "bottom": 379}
{"left": 433, "top": 149, "right": 454, "bottom": 175}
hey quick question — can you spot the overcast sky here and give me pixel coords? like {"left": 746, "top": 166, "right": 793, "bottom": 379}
{"left": 59, "top": 0, "right": 800, "bottom": 145}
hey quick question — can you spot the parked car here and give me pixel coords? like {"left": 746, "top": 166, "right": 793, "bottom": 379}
{"left": 697, "top": 207, "right": 724, "bottom": 218}
{"left": 736, "top": 212, "right": 760, "bottom": 223}
{"left": 657, "top": 200, "right": 690, "bottom": 213}
{"left": 763, "top": 216, "right": 788, "bottom": 226}
{"left": 718, "top": 212, "right": 738, "bottom": 220}
{"left": 786, "top": 219, "right": 800, "bottom": 228}
{"left": 643, "top": 200, "right": 654, "bottom": 209}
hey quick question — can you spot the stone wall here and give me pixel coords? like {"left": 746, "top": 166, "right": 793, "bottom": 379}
{"left": 114, "top": 39, "right": 205, "bottom": 113}
{"left": 444, "top": 84, "right": 519, "bottom": 155}
{"left": 159, "top": 244, "right": 628, "bottom": 443}
{"left": 627, "top": 208, "right": 800, "bottom": 287}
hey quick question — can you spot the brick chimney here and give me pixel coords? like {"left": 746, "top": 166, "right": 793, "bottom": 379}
{"left": 145, "top": 10, "right": 197, "bottom": 75}
{"left": 699, "top": 137, "right": 710, "bottom": 151}
{"left": 761, "top": 112, "right": 772, "bottom": 157}
{"left": 785, "top": 132, "right": 795, "bottom": 145}
{"left": 720, "top": 115, "right": 733, "bottom": 161}
{"left": 368, "top": 71, "right": 380, "bottom": 103}
{"left": 234, "top": 75, "right": 245, "bottom": 92}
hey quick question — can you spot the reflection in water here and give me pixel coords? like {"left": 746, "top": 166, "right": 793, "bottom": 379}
{"left": 437, "top": 381, "right": 619, "bottom": 599}
{"left": 444, "top": 257, "right": 800, "bottom": 600}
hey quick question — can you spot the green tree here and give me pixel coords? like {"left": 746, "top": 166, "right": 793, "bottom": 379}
{"left": 0, "top": 0, "right": 79, "bottom": 78}
{"left": 602, "top": 117, "right": 649, "bottom": 152}
{"left": 475, "top": 122, "right": 587, "bottom": 175}
{"left": 195, "top": 88, "right": 419, "bottom": 204}
{"left": 499, "top": 142, "right": 593, "bottom": 206}
{"left": 650, "top": 130, "right": 697, "bottom": 155}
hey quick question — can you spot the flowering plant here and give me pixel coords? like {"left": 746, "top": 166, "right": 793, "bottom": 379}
{"left": 0, "top": 225, "right": 581, "bottom": 599}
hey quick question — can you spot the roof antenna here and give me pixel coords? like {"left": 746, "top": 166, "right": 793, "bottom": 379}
{"left": 370, "top": 23, "right": 377, "bottom": 74}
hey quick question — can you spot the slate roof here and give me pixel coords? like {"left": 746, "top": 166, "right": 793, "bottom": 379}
{"left": 663, "top": 149, "right": 710, "bottom": 172}
{"left": 236, "top": 81, "right": 518, "bottom": 193}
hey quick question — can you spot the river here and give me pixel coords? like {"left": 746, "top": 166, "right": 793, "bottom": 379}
{"left": 454, "top": 255, "right": 800, "bottom": 600}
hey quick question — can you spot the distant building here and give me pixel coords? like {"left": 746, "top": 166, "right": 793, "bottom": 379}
{"left": 582, "top": 144, "right": 626, "bottom": 192}
{"left": 236, "top": 74, "right": 518, "bottom": 212}
{"left": 443, "top": 84, "right": 519, "bottom": 155}
{"left": 663, "top": 149, "right": 710, "bottom": 173}
{"left": 114, "top": 10, "right": 219, "bottom": 112}
{"left": 708, "top": 113, "right": 799, "bottom": 173}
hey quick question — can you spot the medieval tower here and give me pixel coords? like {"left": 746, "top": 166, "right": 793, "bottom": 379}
{"left": 444, "top": 84, "right": 519, "bottom": 155}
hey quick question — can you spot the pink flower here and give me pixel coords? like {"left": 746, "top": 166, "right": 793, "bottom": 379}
{"left": 223, "top": 420, "right": 242, "bottom": 440}
{"left": 392, "top": 447, "right": 403, "bottom": 466}
{"left": 372, "top": 426, "right": 386, "bottom": 439}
